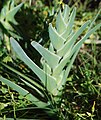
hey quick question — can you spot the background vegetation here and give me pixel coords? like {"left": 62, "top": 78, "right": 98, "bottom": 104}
{"left": 0, "top": 0, "right": 101, "bottom": 120}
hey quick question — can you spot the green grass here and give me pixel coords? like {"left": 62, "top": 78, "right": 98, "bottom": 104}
{"left": 62, "top": 44, "right": 101, "bottom": 120}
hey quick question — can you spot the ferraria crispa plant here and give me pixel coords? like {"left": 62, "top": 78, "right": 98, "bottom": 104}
{"left": 0, "top": 5, "right": 101, "bottom": 117}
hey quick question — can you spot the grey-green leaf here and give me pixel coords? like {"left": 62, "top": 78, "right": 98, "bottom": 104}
{"left": 72, "top": 23, "right": 101, "bottom": 55}
{"left": 6, "top": 2, "right": 23, "bottom": 24}
{"left": 49, "top": 23, "right": 65, "bottom": 50}
{"left": 63, "top": 5, "right": 70, "bottom": 23}
{"left": 0, "top": 77, "right": 47, "bottom": 107}
{"left": 62, "top": 7, "right": 76, "bottom": 38}
{"left": 31, "top": 41, "right": 61, "bottom": 69}
{"left": 57, "top": 20, "right": 90, "bottom": 57}
{"left": 10, "top": 38, "right": 57, "bottom": 94}
{"left": 56, "top": 10, "right": 66, "bottom": 34}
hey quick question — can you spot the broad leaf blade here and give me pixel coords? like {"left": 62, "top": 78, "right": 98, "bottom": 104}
{"left": 10, "top": 38, "right": 57, "bottom": 94}
{"left": 6, "top": 2, "right": 23, "bottom": 24}
{"left": 49, "top": 23, "right": 65, "bottom": 50}
{"left": 19, "top": 77, "right": 45, "bottom": 98}
{"left": 57, "top": 20, "right": 90, "bottom": 57}
{"left": 62, "top": 7, "right": 76, "bottom": 39}
{"left": 56, "top": 10, "right": 66, "bottom": 34}
{"left": 49, "top": 43, "right": 55, "bottom": 53}
{"left": 0, "top": 77, "right": 36, "bottom": 101}
{"left": 1, "top": 62, "right": 43, "bottom": 91}
{"left": 53, "top": 23, "right": 101, "bottom": 83}
{"left": 31, "top": 41, "right": 61, "bottom": 69}
{"left": 41, "top": 59, "right": 51, "bottom": 74}
{"left": 10, "top": 37, "right": 47, "bottom": 85}
{"left": 0, "top": 77, "right": 47, "bottom": 107}
{"left": 53, "top": 54, "right": 71, "bottom": 77}
{"left": 72, "top": 23, "right": 101, "bottom": 56}
{"left": 65, "top": 23, "right": 101, "bottom": 79}
{"left": 63, "top": 5, "right": 70, "bottom": 23}
{"left": 64, "top": 50, "right": 79, "bottom": 80}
